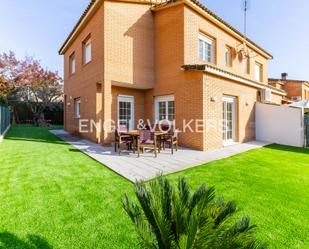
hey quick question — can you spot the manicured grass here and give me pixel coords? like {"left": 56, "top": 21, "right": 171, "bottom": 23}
{"left": 0, "top": 125, "right": 138, "bottom": 249}
{"left": 0, "top": 125, "right": 308, "bottom": 248}
{"left": 167, "top": 144, "right": 309, "bottom": 249}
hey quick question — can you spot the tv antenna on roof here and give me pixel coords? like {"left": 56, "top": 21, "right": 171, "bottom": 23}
{"left": 239, "top": 0, "right": 256, "bottom": 58}
{"left": 242, "top": 0, "right": 250, "bottom": 40}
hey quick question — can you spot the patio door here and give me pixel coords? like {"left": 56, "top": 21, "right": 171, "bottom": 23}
{"left": 222, "top": 96, "right": 237, "bottom": 146}
{"left": 118, "top": 95, "right": 134, "bottom": 130}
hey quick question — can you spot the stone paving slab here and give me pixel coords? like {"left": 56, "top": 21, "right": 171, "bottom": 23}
{"left": 50, "top": 130, "right": 271, "bottom": 182}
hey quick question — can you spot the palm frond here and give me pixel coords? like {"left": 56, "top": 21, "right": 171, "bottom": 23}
{"left": 214, "top": 200, "right": 237, "bottom": 226}
{"left": 178, "top": 177, "right": 191, "bottom": 207}
{"left": 122, "top": 177, "right": 266, "bottom": 249}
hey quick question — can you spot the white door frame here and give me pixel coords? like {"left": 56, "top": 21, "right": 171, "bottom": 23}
{"left": 222, "top": 96, "right": 237, "bottom": 146}
{"left": 117, "top": 95, "right": 134, "bottom": 130}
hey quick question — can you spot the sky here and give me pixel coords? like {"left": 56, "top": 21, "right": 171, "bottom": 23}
{"left": 0, "top": 0, "right": 308, "bottom": 80}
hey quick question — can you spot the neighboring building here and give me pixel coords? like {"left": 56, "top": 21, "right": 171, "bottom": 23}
{"left": 59, "top": 0, "right": 285, "bottom": 151}
{"left": 269, "top": 73, "right": 309, "bottom": 102}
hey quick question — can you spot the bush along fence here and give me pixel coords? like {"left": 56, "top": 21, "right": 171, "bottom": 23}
{"left": 13, "top": 102, "right": 64, "bottom": 125}
{"left": 0, "top": 105, "right": 11, "bottom": 137}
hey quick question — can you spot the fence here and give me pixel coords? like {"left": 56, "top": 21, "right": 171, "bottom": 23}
{"left": 0, "top": 106, "right": 11, "bottom": 135}
{"left": 305, "top": 114, "right": 309, "bottom": 148}
{"left": 256, "top": 103, "right": 304, "bottom": 147}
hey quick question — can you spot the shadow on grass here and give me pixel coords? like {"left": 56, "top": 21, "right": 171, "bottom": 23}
{"left": 4, "top": 125, "right": 67, "bottom": 146}
{"left": 0, "top": 232, "right": 52, "bottom": 249}
{"left": 265, "top": 144, "right": 309, "bottom": 155}
{"left": 69, "top": 148, "right": 82, "bottom": 153}
{"left": 4, "top": 137, "right": 67, "bottom": 145}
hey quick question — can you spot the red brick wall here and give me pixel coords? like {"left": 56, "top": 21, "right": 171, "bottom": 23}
{"left": 63, "top": 2, "right": 104, "bottom": 142}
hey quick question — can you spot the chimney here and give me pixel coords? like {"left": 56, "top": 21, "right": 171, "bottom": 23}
{"left": 281, "top": 72, "right": 288, "bottom": 80}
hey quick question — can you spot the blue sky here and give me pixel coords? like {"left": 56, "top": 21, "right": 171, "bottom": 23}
{"left": 0, "top": 0, "right": 308, "bottom": 80}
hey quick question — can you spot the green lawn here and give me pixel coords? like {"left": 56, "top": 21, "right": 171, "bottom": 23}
{"left": 0, "top": 125, "right": 308, "bottom": 249}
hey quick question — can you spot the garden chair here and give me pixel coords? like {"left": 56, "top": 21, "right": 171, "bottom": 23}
{"left": 161, "top": 129, "right": 180, "bottom": 154}
{"left": 114, "top": 126, "right": 134, "bottom": 155}
{"left": 138, "top": 130, "right": 159, "bottom": 158}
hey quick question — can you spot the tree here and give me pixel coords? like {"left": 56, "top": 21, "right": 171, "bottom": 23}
{"left": 0, "top": 51, "right": 26, "bottom": 120}
{"left": 19, "top": 57, "right": 63, "bottom": 125}
{"left": 0, "top": 51, "right": 63, "bottom": 125}
{"left": 122, "top": 177, "right": 266, "bottom": 249}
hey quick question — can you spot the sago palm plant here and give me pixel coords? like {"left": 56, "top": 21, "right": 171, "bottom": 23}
{"left": 122, "top": 176, "right": 266, "bottom": 249}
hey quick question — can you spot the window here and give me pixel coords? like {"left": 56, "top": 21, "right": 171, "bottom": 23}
{"left": 75, "top": 98, "right": 81, "bottom": 118}
{"left": 155, "top": 95, "right": 175, "bottom": 122}
{"left": 244, "top": 56, "right": 250, "bottom": 74}
{"left": 255, "top": 62, "right": 262, "bottom": 82}
{"left": 83, "top": 36, "right": 92, "bottom": 64}
{"left": 69, "top": 52, "right": 76, "bottom": 75}
{"left": 199, "top": 33, "right": 215, "bottom": 63}
{"left": 225, "top": 46, "right": 232, "bottom": 67}
{"left": 118, "top": 96, "right": 134, "bottom": 130}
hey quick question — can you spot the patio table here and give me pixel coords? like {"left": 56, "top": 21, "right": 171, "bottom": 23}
{"left": 122, "top": 130, "right": 170, "bottom": 156}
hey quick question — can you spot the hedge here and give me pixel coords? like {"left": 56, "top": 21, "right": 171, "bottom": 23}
{"left": 14, "top": 102, "right": 63, "bottom": 125}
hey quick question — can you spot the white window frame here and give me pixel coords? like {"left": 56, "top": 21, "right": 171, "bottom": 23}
{"left": 117, "top": 95, "right": 134, "bottom": 131}
{"left": 69, "top": 52, "right": 76, "bottom": 75}
{"left": 255, "top": 62, "right": 262, "bottom": 82}
{"left": 154, "top": 95, "right": 175, "bottom": 122}
{"left": 199, "top": 33, "right": 215, "bottom": 64}
{"left": 75, "top": 98, "right": 81, "bottom": 118}
{"left": 225, "top": 46, "right": 232, "bottom": 67}
{"left": 83, "top": 37, "right": 92, "bottom": 64}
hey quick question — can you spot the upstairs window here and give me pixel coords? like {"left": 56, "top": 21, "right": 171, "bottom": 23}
{"left": 225, "top": 46, "right": 232, "bottom": 67}
{"left": 83, "top": 36, "right": 92, "bottom": 64}
{"left": 255, "top": 62, "right": 262, "bottom": 82}
{"left": 199, "top": 33, "right": 215, "bottom": 64}
{"left": 69, "top": 52, "right": 76, "bottom": 75}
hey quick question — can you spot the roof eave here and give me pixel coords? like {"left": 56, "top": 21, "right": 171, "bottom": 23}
{"left": 152, "top": 0, "right": 273, "bottom": 60}
{"left": 59, "top": 0, "right": 101, "bottom": 55}
{"left": 182, "top": 64, "right": 286, "bottom": 96}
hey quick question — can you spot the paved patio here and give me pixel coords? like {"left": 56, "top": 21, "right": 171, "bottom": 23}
{"left": 50, "top": 130, "right": 271, "bottom": 182}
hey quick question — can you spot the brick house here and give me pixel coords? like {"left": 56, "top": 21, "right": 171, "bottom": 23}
{"left": 269, "top": 73, "right": 309, "bottom": 102}
{"left": 59, "top": 0, "right": 285, "bottom": 151}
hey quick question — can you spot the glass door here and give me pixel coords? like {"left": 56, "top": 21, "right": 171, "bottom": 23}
{"left": 118, "top": 95, "right": 134, "bottom": 130}
{"left": 223, "top": 96, "right": 237, "bottom": 145}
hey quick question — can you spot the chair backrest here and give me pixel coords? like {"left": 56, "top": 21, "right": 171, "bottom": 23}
{"left": 140, "top": 130, "right": 155, "bottom": 143}
{"left": 115, "top": 129, "right": 120, "bottom": 138}
{"left": 173, "top": 129, "right": 180, "bottom": 138}
{"left": 161, "top": 124, "right": 171, "bottom": 132}
{"left": 118, "top": 125, "right": 128, "bottom": 132}
{"left": 155, "top": 122, "right": 173, "bottom": 132}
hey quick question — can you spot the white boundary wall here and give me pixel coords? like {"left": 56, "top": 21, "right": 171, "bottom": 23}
{"left": 256, "top": 103, "right": 304, "bottom": 147}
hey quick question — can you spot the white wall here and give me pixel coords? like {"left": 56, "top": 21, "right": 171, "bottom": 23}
{"left": 256, "top": 103, "right": 304, "bottom": 147}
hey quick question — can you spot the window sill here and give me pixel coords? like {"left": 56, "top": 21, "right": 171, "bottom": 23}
{"left": 82, "top": 61, "right": 92, "bottom": 67}
{"left": 199, "top": 60, "right": 216, "bottom": 66}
